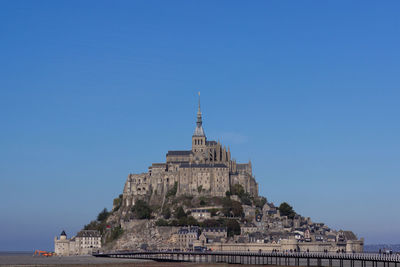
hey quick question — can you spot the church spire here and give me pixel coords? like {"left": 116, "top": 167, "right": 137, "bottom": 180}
{"left": 197, "top": 91, "right": 202, "bottom": 127}
{"left": 193, "top": 92, "right": 205, "bottom": 137}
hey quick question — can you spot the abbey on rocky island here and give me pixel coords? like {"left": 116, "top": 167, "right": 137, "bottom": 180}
{"left": 122, "top": 94, "right": 258, "bottom": 209}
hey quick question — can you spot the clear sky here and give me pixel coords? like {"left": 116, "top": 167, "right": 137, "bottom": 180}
{"left": 1, "top": 1, "right": 399, "bottom": 251}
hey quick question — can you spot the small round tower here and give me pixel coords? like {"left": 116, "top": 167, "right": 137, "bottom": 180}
{"left": 60, "top": 230, "right": 67, "bottom": 240}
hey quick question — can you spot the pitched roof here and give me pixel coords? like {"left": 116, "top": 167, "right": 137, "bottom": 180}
{"left": 167, "top": 150, "right": 192, "bottom": 156}
{"left": 202, "top": 227, "right": 227, "bottom": 232}
{"left": 192, "top": 209, "right": 210, "bottom": 213}
{"left": 152, "top": 163, "right": 166, "bottom": 167}
{"left": 342, "top": 231, "right": 358, "bottom": 241}
{"left": 76, "top": 230, "right": 101, "bottom": 238}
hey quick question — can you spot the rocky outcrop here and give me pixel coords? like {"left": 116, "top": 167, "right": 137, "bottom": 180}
{"left": 104, "top": 220, "right": 179, "bottom": 251}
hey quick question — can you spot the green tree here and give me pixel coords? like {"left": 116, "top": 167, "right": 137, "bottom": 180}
{"left": 155, "top": 219, "right": 169, "bottom": 226}
{"left": 174, "top": 206, "right": 186, "bottom": 219}
{"left": 221, "top": 197, "right": 232, "bottom": 216}
{"left": 166, "top": 182, "right": 178, "bottom": 198}
{"left": 169, "top": 219, "right": 179, "bottom": 226}
{"left": 231, "top": 200, "right": 244, "bottom": 217}
{"left": 225, "top": 219, "right": 241, "bottom": 237}
{"left": 177, "top": 217, "right": 186, "bottom": 226}
{"left": 186, "top": 216, "right": 199, "bottom": 226}
{"left": 209, "top": 208, "right": 219, "bottom": 217}
{"left": 201, "top": 219, "right": 222, "bottom": 228}
{"left": 254, "top": 196, "right": 267, "bottom": 209}
{"left": 278, "top": 202, "right": 296, "bottom": 219}
{"left": 221, "top": 197, "right": 243, "bottom": 217}
{"left": 97, "top": 208, "right": 109, "bottom": 222}
{"left": 197, "top": 185, "right": 203, "bottom": 193}
{"left": 231, "top": 184, "right": 245, "bottom": 198}
{"left": 161, "top": 207, "right": 171, "bottom": 219}
{"left": 240, "top": 193, "right": 252, "bottom": 205}
{"left": 131, "top": 200, "right": 152, "bottom": 219}
{"left": 109, "top": 225, "right": 124, "bottom": 242}
{"left": 113, "top": 195, "right": 123, "bottom": 212}
{"left": 84, "top": 220, "right": 101, "bottom": 231}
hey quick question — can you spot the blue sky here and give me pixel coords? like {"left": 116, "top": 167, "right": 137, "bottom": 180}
{"left": 0, "top": 1, "right": 399, "bottom": 251}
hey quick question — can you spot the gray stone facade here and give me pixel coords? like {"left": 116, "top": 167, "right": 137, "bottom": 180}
{"left": 54, "top": 230, "right": 101, "bottom": 256}
{"left": 121, "top": 96, "right": 258, "bottom": 209}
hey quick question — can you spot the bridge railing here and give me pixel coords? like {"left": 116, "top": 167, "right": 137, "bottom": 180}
{"left": 94, "top": 250, "right": 400, "bottom": 264}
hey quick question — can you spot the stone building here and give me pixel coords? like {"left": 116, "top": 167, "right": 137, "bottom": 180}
{"left": 176, "top": 227, "right": 200, "bottom": 250}
{"left": 121, "top": 95, "right": 258, "bottom": 211}
{"left": 54, "top": 230, "right": 101, "bottom": 256}
{"left": 198, "top": 227, "right": 227, "bottom": 246}
{"left": 241, "top": 223, "right": 259, "bottom": 235}
{"left": 191, "top": 208, "right": 211, "bottom": 221}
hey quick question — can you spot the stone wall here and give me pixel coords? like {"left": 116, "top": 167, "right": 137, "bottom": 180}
{"left": 207, "top": 240, "right": 363, "bottom": 253}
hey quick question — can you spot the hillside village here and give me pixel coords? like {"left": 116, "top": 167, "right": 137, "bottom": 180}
{"left": 55, "top": 96, "right": 363, "bottom": 255}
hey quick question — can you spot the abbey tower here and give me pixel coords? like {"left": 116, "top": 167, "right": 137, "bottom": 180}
{"left": 121, "top": 94, "right": 258, "bottom": 211}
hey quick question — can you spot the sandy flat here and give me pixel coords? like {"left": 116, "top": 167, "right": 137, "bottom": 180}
{"left": 0, "top": 254, "right": 151, "bottom": 266}
{"left": 0, "top": 254, "right": 242, "bottom": 267}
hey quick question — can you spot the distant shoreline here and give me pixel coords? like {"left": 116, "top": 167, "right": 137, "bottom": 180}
{"left": 364, "top": 244, "right": 400, "bottom": 253}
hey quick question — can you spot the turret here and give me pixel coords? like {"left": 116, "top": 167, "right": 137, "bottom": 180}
{"left": 60, "top": 230, "right": 67, "bottom": 240}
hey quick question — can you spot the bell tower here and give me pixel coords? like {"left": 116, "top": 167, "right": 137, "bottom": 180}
{"left": 192, "top": 92, "right": 206, "bottom": 154}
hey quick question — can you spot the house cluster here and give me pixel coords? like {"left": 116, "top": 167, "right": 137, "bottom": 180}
{"left": 166, "top": 201, "right": 363, "bottom": 253}
{"left": 171, "top": 226, "right": 227, "bottom": 250}
{"left": 237, "top": 202, "right": 363, "bottom": 250}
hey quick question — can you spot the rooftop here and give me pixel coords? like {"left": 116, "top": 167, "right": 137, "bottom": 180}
{"left": 76, "top": 230, "right": 101, "bottom": 238}
{"left": 167, "top": 150, "right": 192, "bottom": 156}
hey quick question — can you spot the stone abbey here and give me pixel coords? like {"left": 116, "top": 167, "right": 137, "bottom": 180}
{"left": 122, "top": 95, "right": 258, "bottom": 208}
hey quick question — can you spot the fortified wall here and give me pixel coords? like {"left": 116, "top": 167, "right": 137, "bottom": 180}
{"left": 207, "top": 239, "right": 364, "bottom": 253}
